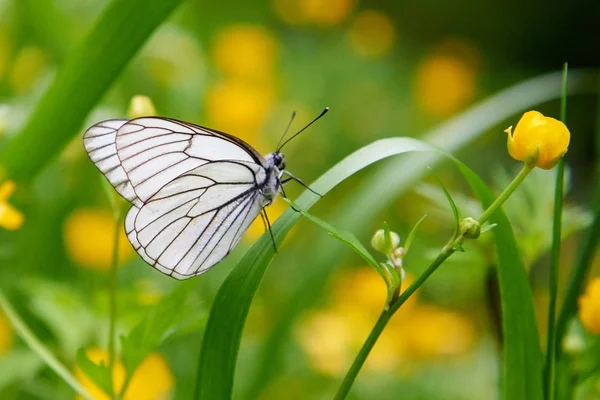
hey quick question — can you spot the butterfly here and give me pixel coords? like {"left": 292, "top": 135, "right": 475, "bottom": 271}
{"left": 83, "top": 109, "right": 327, "bottom": 280}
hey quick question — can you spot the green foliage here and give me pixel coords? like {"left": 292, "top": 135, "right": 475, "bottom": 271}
{"left": 120, "top": 282, "right": 194, "bottom": 390}
{"left": 0, "top": 0, "right": 183, "bottom": 181}
{"left": 75, "top": 348, "right": 113, "bottom": 397}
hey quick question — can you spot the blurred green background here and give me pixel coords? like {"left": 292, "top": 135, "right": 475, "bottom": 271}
{"left": 0, "top": 0, "right": 599, "bottom": 399}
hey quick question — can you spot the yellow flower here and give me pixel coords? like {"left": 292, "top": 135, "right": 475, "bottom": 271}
{"left": 75, "top": 348, "right": 173, "bottom": 400}
{"left": 0, "top": 311, "right": 14, "bottom": 355}
{"left": 347, "top": 10, "right": 396, "bottom": 57}
{"left": 128, "top": 95, "right": 156, "bottom": 119}
{"left": 205, "top": 79, "right": 274, "bottom": 153}
{"left": 400, "top": 304, "right": 475, "bottom": 359}
{"left": 578, "top": 277, "right": 600, "bottom": 334}
{"left": 63, "top": 208, "right": 134, "bottom": 271}
{"left": 272, "top": 0, "right": 355, "bottom": 26}
{"left": 0, "top": 180, "right": 24, "bottom": 230}
{"left": 414, "top": 41, "right": 478, "bottom": 118}
{"left": 213, "top": 25, "right": 278, "bottom": 80}
{"left": 505, "top": 111, "right": 570, "bottom": 170}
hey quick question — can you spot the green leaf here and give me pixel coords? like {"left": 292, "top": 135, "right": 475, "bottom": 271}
{"left": 403, "top": 214, "right": 427, "bottom": 253}
{"left": 283, "top": 198, "right": 382, "bottom": 276}
{"left": 453, "top": 161, "right": 544, "bottom": 400}
{"left": 75, "top": 348, "right": 113, "bottom": 397}
{"left": 429, "top": 167, "right": 461, "bottom": 238}
{"left": 121, "top": 282, "right": 194, "bottom": 382}
{"left": 244, "top": 69, "right": 596, "bottom": 399}
{"left": 193, "top": 138, "right": 434, "bottom": 400}
{"left": 0, "top": 0, "right": 183, "bottom": 182}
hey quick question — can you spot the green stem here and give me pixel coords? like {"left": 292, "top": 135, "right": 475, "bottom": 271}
{"left": 0, "top": 290, "right": 93, "bottom": 400}
{"left": 544, "top": 62, "right": 568, "bottom": 400}
{"left": 337, "top": 160, "right": 537, "bottom": 399}
{"left": 334, "top": 238, "right": 461, "bottom": 400}
{"left": 108, "top": 212, "right": 123, "bottom": 400}
{"left": 478, "top": 163, "right": 534, "bottom": 225}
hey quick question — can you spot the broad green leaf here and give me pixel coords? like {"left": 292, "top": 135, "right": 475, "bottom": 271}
{"left": 120, "top": 281, "right": 194, "bottom": 380}
{"left": 75, "top": 348, "right": 113, "bottom": 397}
{"left": 0, "top": 350, "right": 43, "bottom": 390}
{"left": 244, "top": 69, "right": 595, "bottom": 399}
{"left": 193, "top": 138, "right": 434, "bottom": 400}
{"left": 0, "top": 0, "right": 183, "bottom": 181}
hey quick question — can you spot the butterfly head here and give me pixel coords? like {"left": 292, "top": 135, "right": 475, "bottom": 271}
{"left": 266, "top": 152, "right": 286, "bottom": 172}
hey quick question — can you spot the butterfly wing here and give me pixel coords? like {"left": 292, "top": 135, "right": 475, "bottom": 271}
{"left": 84, "top": 117, "right": 272, "bottom": 279}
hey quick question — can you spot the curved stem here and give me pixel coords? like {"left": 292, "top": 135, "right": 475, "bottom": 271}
{"left": 334, "top": 239, "right": 460, "bottom": 399}
{"left": 0, "top": 290, "right": 93, "bottom": 400}
{"left": 478, "top": 164, "right": 534, "bottom": 225}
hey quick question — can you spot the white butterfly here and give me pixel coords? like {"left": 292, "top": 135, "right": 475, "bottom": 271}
{"left": 83, "top": 110, "right": 327, "bottom": 279}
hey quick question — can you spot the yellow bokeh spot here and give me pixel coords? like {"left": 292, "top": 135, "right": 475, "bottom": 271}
{"left": 9, "top": 46, "right": 47, "bottom": 93}
{"left": 400, "top": 304, "right": 476, "bottom": 359}
{"left": 205, "top": 79, "right": 274, "bottom": 153}
{"left": 347, "top": 10, "right": 396, "bottom": 57}
{"left": 63, "top": 208, "right": 134, "bottom": 271}
{"left": 244, "top": 197, "right": 288, "bottom": 243}
{"left": 75, "top": 348, "right": 173, "bottom": 400}
{"left": 297, "top": 266, "right": 477, "bottom": 374}
{"left": 0, "top": 311, "right": 14, "bottom": 355}
{"left": 297, "top": 310, "right": 353, "bottom": 376}
{"left": 273, "top": 0, "right": 354, "bottom": 26}
{"left": 506, "top": 110, "right": 570, "bottom": 170}
{"left": 579, "top": 277, "right": 600, "bottom": 334}
{"left": 414, "top": 41, "right": 478, "bottom": 118}
{"left": 213, "top": 25, "right": 278, "bottom": 80}
{"left": 128, "top": 95, "right": 157, "bottom": 119}
{"left": 0, "top": 180, "right": 24, "bottom": 230}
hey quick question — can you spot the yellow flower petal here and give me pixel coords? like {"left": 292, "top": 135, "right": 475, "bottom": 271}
{"left": 63, "top": 208, "right": 134, "bottom": 270}
{"left": 213, "top": 25, "right": 278, "bottom": 80}
{"left": 0, "top": 203, "right": 24, "bottom": 230}
{"left": 0, "top": 180, "right": 16, "bottom": 202}
{"left": 579, "top": 277, "right": 600, "bottom": 334}
{"left": 75, "top": 348, "right": 173, "bottom": 400}
{"left": 506, "top": 111, "right": 570, "bottom": 169}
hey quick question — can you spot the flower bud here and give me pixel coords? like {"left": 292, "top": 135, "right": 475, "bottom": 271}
{"left": 371, "top": 229, "right": 400, "bottom": 254}
{"left": 506, "top": 111, "right": 570, "bottom": 170}
{"left": 459, "top": 217, "right": 480, "bottom": 239}
{"left": 128, "top": 95, "right": 156, "bottom": 119}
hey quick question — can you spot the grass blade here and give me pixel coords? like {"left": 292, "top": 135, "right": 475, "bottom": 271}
{"left": 544, "top": 62, "right": 568, "bottom": 400}
{"left": 455, "top": 162, "right": 544, "bottom": 400}
{"left": 193, "top": 138, "right": 434, "bottom": 400}
{"left": 0, "top": 0, "right": 183, "bottom": 181}
{"left": 243, "top": 69, "right": 597, "bottom": 400}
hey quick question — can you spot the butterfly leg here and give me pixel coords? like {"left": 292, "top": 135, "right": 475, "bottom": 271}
{"left": 281, "top": 171, "right": 322, "bottom": 198}
{"left": 262, "top": 208, "right": 278, "bottom": 253}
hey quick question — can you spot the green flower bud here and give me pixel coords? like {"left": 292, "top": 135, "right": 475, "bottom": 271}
{"left": 459, "top": 217, "right": 480, "bottom": 239}
{"left": 371, "top": 229, "right": 400, "bottom": 254}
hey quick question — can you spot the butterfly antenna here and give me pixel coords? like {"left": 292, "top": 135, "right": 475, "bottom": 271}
{"left": 277, "top": 107, "right": 329, "bottom": 152}
{"left": 276, "top": 110, "right": 297, "bottom": 151}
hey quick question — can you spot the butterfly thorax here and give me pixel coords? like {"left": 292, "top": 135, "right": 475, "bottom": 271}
{"left": 261, "top": 152, "right": 285, "bottom": 206}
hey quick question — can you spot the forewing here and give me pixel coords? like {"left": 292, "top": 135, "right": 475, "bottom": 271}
{"left": 83, "top": 119, "right": 142, "bottom": 207}
{"left": 115, "top": 117, "right": 266, "bottom": 202}
{"left": 84, "top": 116, "right": 267, "bottom": 205}
{"left": 125, "top": 160, "right": 268, "bottom": 279}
